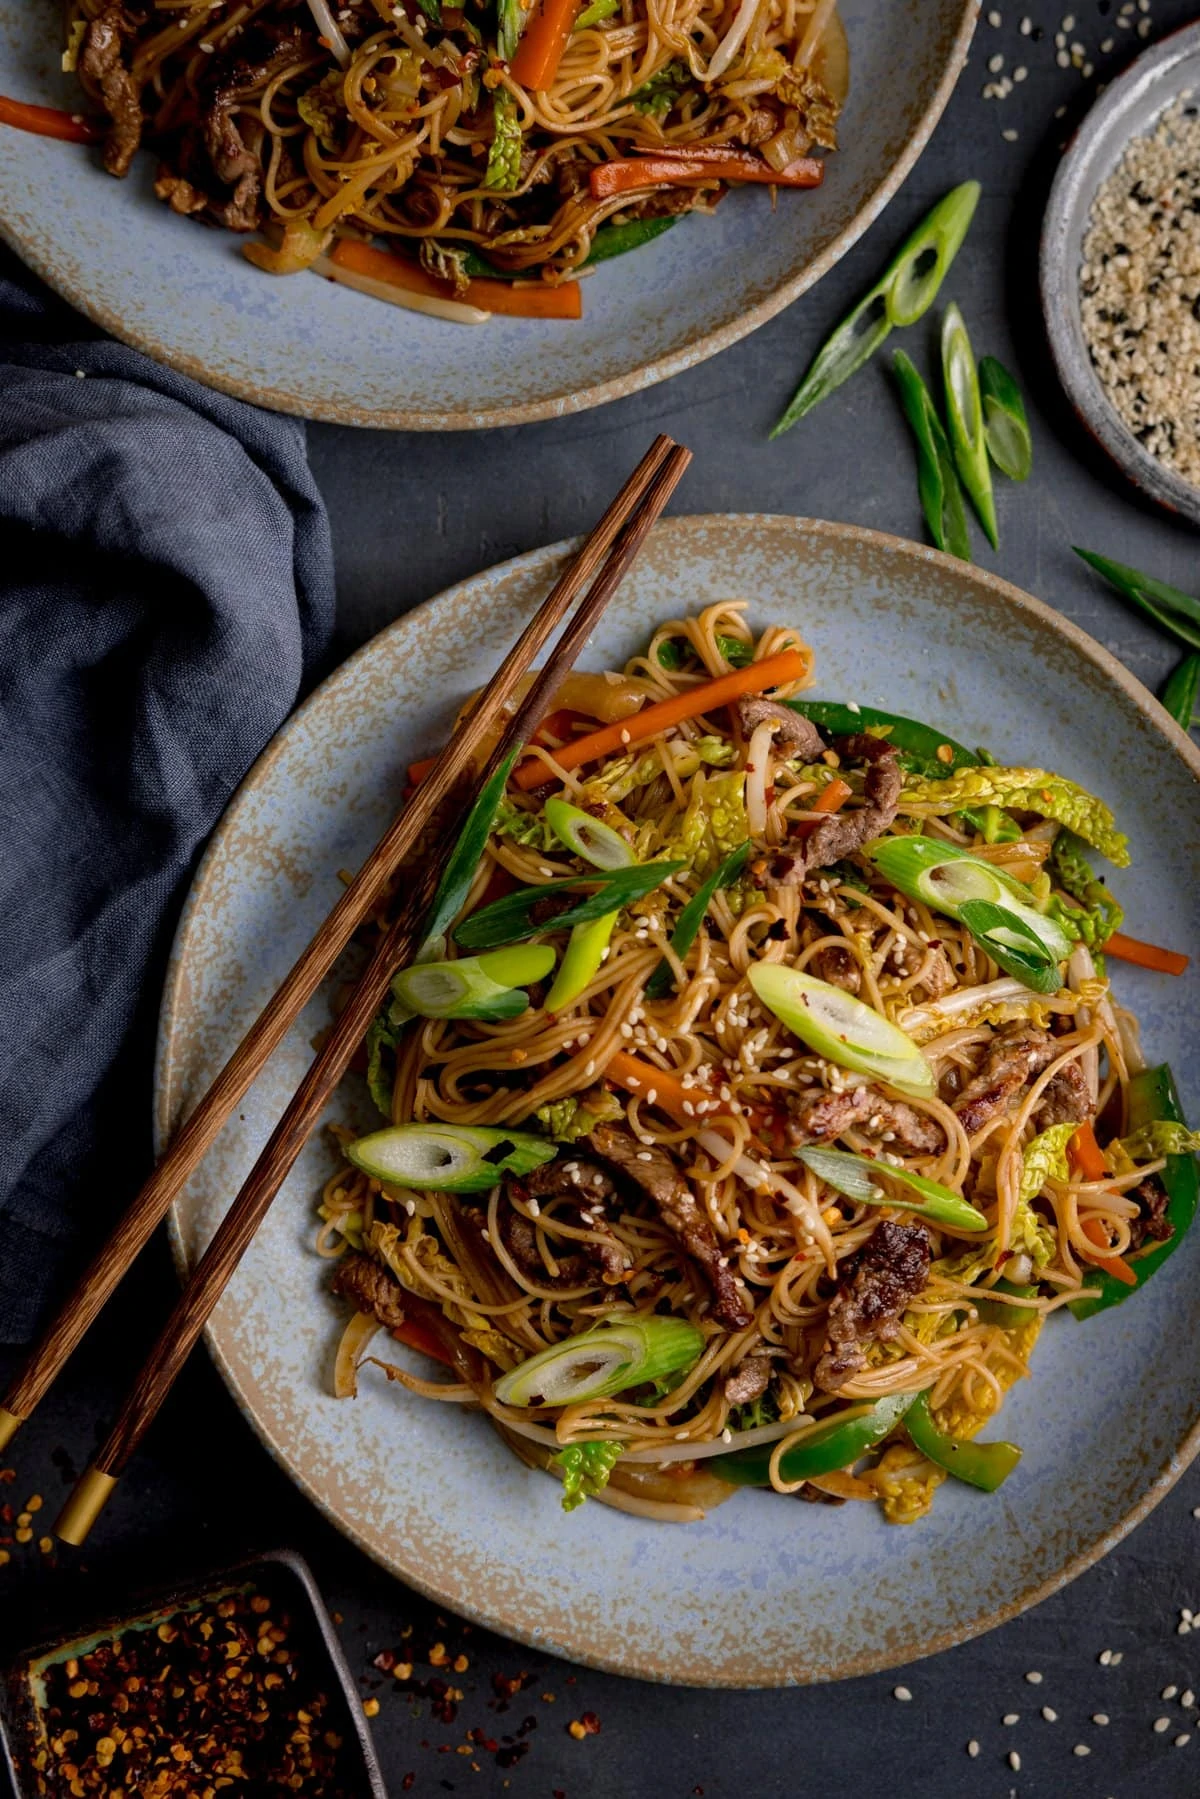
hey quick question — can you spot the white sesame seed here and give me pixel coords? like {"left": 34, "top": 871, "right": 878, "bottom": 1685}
{"left": 1002, "top": 128, "right": 1019, "bottom": 142}
{"left": 1062, "top": 11, "right": 1075, "bottom": 26}
{"left": 1073, "top": 1744, "right": 1091, "bottom": 1757}
{"left": 1183, "top": 1691, "right": 1196, "bottom": 1708}
{"left": 987, "top": 7, "right": 1001, "bottom": 22}
{"left": 1020, "top": 16, "right": 1032, "bottom": 34}
{"left": 1008, "top": 1752, "right": 1021, "bottom": 1772}
{"left": 1099, "top": 1650, "right": 1113, "bottom": 1665}
{"left": 1164, "top": 1686, "right": 1179, "bottom": 1701}
{"left": 988, "top": 51, "right": 1004, "bottom": 71}
{"left": 1183, "top": 1609, "right": 1194, "bottom": 1623}
{"left": 1042, "top": 1706, "right": 1058, "bottom": 1722}
{"left": 1003, "top": 1713, "right": 1019, "bottom": 1726}
{"left": 1177, "top": 1735, "right": 1193, "bottom": 1748}
{"left": 1025, "top": 1671, "right": 1043, "bottom": 1685}
{"left": 1192, "top": 1506, "right": 1200, "bottom": 1518}
{"left": 1093, "top": 1713, "right": 1110, "bottom": 1726}
{"left": 1110, "top": 1652, "right": 1124, "bottom": 1665}
{"left": 1013, "top": 65, "right": 1027, "bottom": 80}
{"left": 893, "top": 1686, "right": 912, "bottom": 1702}
{"left": 1056, "top": 48, "right": 1070, "bottom": 66}
{"left": 1179, "top": 1623, "right": 1192, "bottom": 1636}
{"left": 967, "top": 1741, "right": 979, "bottom": 1758}
{"left": 1083, "top": 61, "right": 1094, "bottom": 78}
{"left": 1156, "top": 1717, "right": 1173, "bottom": 1733}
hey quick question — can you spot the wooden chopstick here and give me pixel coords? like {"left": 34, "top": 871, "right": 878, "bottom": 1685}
{"left": 53, "top": 438, "right": 692, "bottom": 1544}
{"left": 0, "top": 433, "right": 681, "bottom": 1462}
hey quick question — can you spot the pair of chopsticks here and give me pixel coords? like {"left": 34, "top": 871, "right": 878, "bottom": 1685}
{"left": 0, "top": 433, "right": 691, "bottom": 1544}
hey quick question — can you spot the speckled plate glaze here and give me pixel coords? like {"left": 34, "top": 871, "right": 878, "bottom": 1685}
{"left": 0, "top": 2, "right": 974, "bottom": 429}
{"left": 158, "top": 517, "right": 1200, "bottom": 1687}
{"left": 1041, "top": 19, "right": 1200, "bottom": 527}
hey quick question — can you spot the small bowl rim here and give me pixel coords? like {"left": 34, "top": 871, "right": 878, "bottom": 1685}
{"left": 0, "top": 1546, "right": 386, "bottom": 1799}
{"left": 1040, "top": 17, "right": 1200, "bottom": 529}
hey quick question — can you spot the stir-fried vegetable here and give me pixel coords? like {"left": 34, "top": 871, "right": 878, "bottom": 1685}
{"left": 454, "top": 860, "right": 683, "bottom": 949}
{"left": 785, "top": 700, "right": 977, "bottom": 777}
{"left": 892, "top": 349, "right": 971, "bottom": 560}
{"left": 645, "top": 841, "right": 751, "bottom": 1000}
{"left": 590, "top": 153, "right": 822, "bottom": 200}
{"left": 603, "top": 1051, "right": 732, "bottom": 1120}
{"left": 326, "top": 238, "right": 581, "bottom": 319}
{"left": 348, "top": 1123, "right": 556, "bottom": 1190}
{"left": 584, "top": 215, "right": 678, "bottom": 263}
{"left": 1070, "top": 1064, "right": 1199, "bottom": 1318}
{"left": 484, "top": 89, "right": 524, "bottom": 192}
{"left": 1162, "top": 654, "right": 1200, "bottom": 731}
{"left": 513, "top": 649, "right": 809, "bottom": 788}
{"left": 867, "top": 837, "right": 1071, "bottom": 992}
{"left": 747, "top": 963, "right": 935, "bottom": 1097}
{"left": 0, "top": 95, "right": 103, "bottom": 142}
{"left": 1046, "top": 828, "right": 1123, "bottom": 950}
{"left": 494, "top": 1317, "right": 705, "bottom": 1406}
{"left": 551, "top": 1440, "right": 624, "bottom": 1511}
{"left": 391, "top": 944, "right": 555, "bottom": 1020}
{"left": 796, "top": 1146, "right": 988, "bottom": 1231}
{"left": 709, "top": 1392, "right": 917, "bottom": 1486}
{"left": 510, "top": 0, "right": 580, "bottom": 88}
{"left": 1074, "top": 548, "right": 1200, "bottom": 653}
{"left": 897, "top": 767, "right": 1129, "bottom": 865}
{"left": 941, "top": 304, "right": 997, "bottom": 548}
{"left": 904, "top": 1391, "right": 1021, "bottom": 1492}
{"left": 771, "top": 180, "right": 980, "bottom": 435}
{"left": 573, "top": 0, "right": 617, "bottom": 22}
{"left": 979, "top": 355, "right": 1033, "bottom": 481}
{"left": 1022, "top": 1120, "right": 1078, "bottom": 1198}
{"left": 1104, "top": 932, "right": 1189, "bottom": 977}
{"left": 545, "top": 797, "right": 636, "bottom": 868}
{"left": 417, "top": 746, "right": 521, "bottom": 961}
{"left": 975, "top": 1278, "right": 1039, "bottom": 1329}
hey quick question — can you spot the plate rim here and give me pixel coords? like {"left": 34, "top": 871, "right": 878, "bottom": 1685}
{"left": 0, "top": 3, "right": 976, "bottom": 430}
{"left": 1040, "top": 16, "right": 1200, "bottom": 527}
{"left": 159, "top": 514, "right": 1200, "bottom": 1686}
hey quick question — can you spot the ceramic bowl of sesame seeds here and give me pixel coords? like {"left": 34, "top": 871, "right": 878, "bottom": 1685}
{"left": 157, "top": 515, "right": 1200, "bottom": 1687}
{"left": 1041, "top": 19, "right": 1200, "bottom": 527}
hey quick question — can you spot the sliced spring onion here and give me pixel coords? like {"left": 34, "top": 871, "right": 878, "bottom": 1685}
{"left": 1074, "top": 548, "right": 1200, "bottom": 653}
{"left": 979, "top": 355, "right": 1033, "bottom": 481}
{"left": 941, "top": 303, "right": 997, "bottom": 549}
{"left": 494, "top": 1317, "right": 705, "bottom": 1407}
{"left": 796, "top": 1146, "right": 988, "bottom": 1232}
{"left": 645, "top": 841, "right": 751, "bottom": 1001}
{"left": 892, "top": 350, "right": 971, "bottom": 561}
{"left": 545, "top": 911, "right": 617, "bottom": 1011}
{"left": 904, "top": 1390, "right": 1020, "bottom": 1491}
{"left": 770, "top": 275, "right": 893, "bottom": 436}
{"left": 886, "top": 180, "right": 981, "bottom": 327}
{"left": 544, "top": 797, "right": 636, "bottom": 869}
{"left": 747, "top": 963, "right": 935, "bottom": 1098}
{"left": 416, "top": 745, "right": 521, "bottom": 962}
{"left": 347, "top": 1124, "right": 556, "bottom": 1191}
{"left": 1162, "top": 653, "right": 1200, "bottom": 731}
{"left": 957, "top": 899, "right": 1063, "bottom": 995}
{"left": 454, "top": 860, "right": 684, "bottom": 950}
{"left": 391, "top": 945, "right": 555, "bottom": 1020}
{"left": 867, "top": 836, "right": 1072, "bottom": 981}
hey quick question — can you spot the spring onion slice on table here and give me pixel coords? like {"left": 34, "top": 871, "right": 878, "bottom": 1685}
{"left": 940, "top": 303, "right": 998, "bottom": 548}
{"left": 320, "top": 600, "right": 1194, "bottom": 1528}
{"left": 892, "top": 350, "right": 971, "bottom": 560}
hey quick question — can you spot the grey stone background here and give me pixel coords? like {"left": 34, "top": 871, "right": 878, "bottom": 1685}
{"left": 4, "top": 3, "right": 1200, "bottom": 1796}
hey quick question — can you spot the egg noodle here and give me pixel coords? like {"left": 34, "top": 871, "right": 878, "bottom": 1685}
{"left": 316, "top": 603, "right": 1183, "bottom": 1526}
{"left": 65, "top": 0, "right": 846, "bottom": 296}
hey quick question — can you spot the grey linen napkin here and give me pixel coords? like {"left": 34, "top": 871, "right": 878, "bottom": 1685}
{"left": 0, "top": 255, "right": 335, "bottom": 1343}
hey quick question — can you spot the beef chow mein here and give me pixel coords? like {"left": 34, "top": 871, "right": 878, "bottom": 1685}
{"left": 317, "top": 602, "right": 1197, "bottom": 1524}
{"left": 64, "top": 0, "right": 847, "bottom": 314}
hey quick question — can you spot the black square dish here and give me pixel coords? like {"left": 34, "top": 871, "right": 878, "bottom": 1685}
{"left": 0, "top": 1548, "right": 385, "bottom": 1798}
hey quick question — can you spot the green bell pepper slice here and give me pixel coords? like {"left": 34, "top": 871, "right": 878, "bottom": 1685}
{"left": 904, "top": 1390, "right": 1021, "bottom": 1492}
{"left": 974, "top": 1278, "right": 1039, "bottom": 1330}
{"left": 1070, "top": 1063, "right": 1199, "bottom": 1319}
{"left": 709, "top": 1392, "right": 917, "bottom": 1487}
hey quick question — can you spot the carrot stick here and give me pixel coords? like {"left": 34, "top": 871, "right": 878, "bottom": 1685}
{"left": 1078, "top": 1214, "right": 1138, "bottom": 1285}
{"left": 513, "top": 648, "right": 809, "bottom": 789}
{"left": 0, "top": 95, "right": 103, "bottom": 143}
{"left": 605, "top": 1051, "right": 732, "bottom": 1121}
{"left": 1068, "top": 1121, "right": 1108, "bottom": 1183}
{"left": 1104, "top": 931, "right": 1190, "bottom": 977}
{"left": 330, "top": 239, "right": 582, "bottom": 320}
{"left": 389, "top": 1319, "right": 455, "bottom": 1365}
{"left": 795, "top": 775, "right": 852, "bottom": 838}
{"left": 511, "top": 0, "right": 581, "bottom": 90}
{"left": 407, "top": 754, "right": 440, "bottom": 788}
{"left": 590, "top": 155, "right": 823, "bottom": 200}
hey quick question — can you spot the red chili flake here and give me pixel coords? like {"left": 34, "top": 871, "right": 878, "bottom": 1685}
{"left": 402, "top": 1776, "right": 416, "bottom": 1791}
{"left": 580, "top": 1711, "right": 601, "bottom": 1735}
{"left": 373, "top": 1648, "right": 398, "bottom": 1673}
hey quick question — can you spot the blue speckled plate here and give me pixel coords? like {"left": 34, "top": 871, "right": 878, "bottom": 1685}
{"left": 157, "top": 517, "right": 1200, "bottom": 1686}
{"left": 0, "top": 2, "right": 974, "bottom": 429}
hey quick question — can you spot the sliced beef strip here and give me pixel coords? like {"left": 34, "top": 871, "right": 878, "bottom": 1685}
{"left": 496, "top": 1201, "right": 626, "bottom": 1288}
{"left": 80, "top": 5, "right": 142, "bottom": 178}
{"left": 523, "top": 1155, "right": 616, "bottom": 1205}
{"left": 809, "top": 942, "right": 862, "bottom": 994}
{"left": 723, "top": 1354, "right": 772, "bottom": 1406}
{"left": 331, "top": 1252, "right": 408, "bottom": 1330}
{"left": 1034, "top": 1059, "right": 1091, "bottom": 1129}
{"left": 588, "top": 1123, "right": 753, "bottom": 1329}
{"left": 737, "top": 697, "right": 825, "bottom": 760}
{"left": 787, "top": 1085, "right": 945, "bottom": 1157}
{"left": 953, "top": 1024, "right": 1059, "bottom": 1137}
{"left": 1129, "top": 1173, "right": 1174, "bottom": 1250}
{"left": 758, "top": 734, "right": 903, "bottom": 887}
{"left": 813, "top": 1219, "right": 931, "bottom": 1392}
{"left": 200, "top": 30, "right": 306, "bottom": 230}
